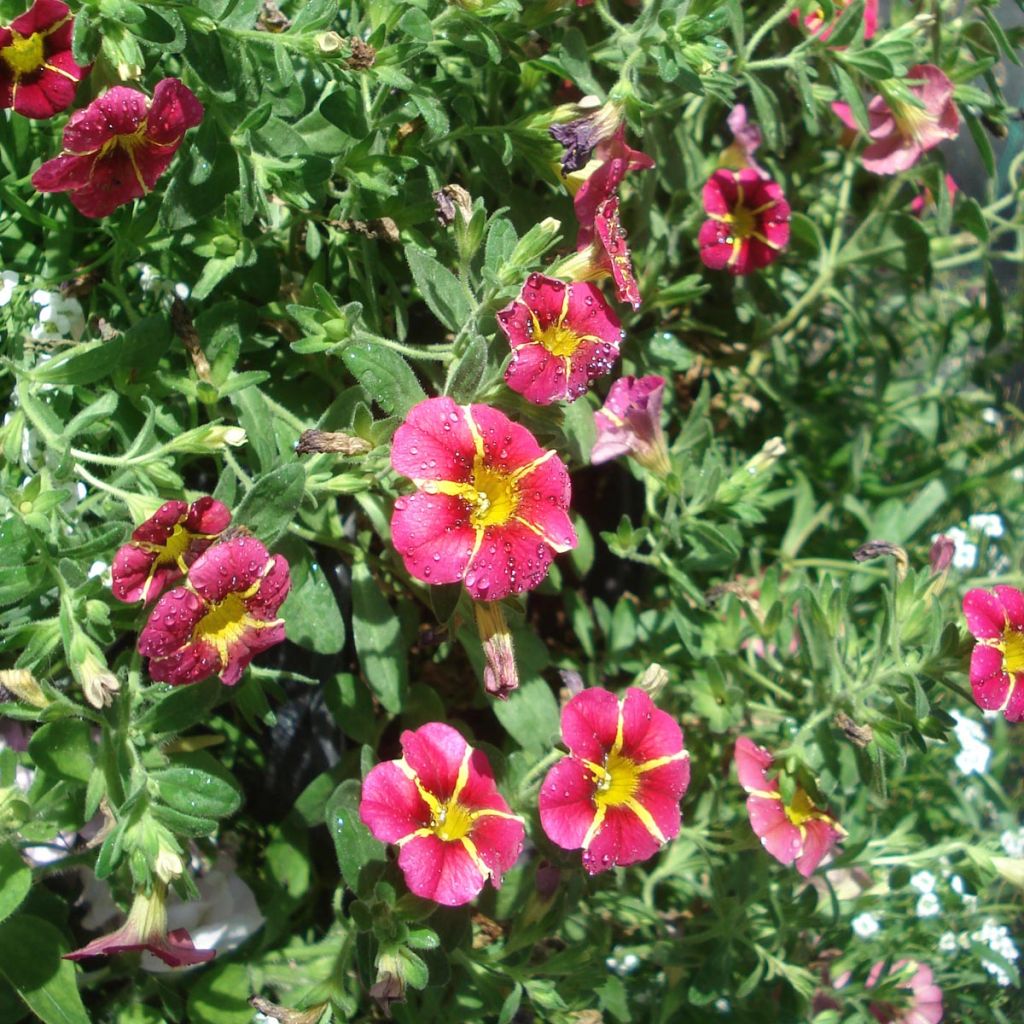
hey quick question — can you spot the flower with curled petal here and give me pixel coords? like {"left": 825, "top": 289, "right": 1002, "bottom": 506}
{"left": 359, "top": 722, "right": 525, "bottom": 906}
{"left": 111, "top": 497, "right": 231, "bottom": 605}
{"left": 735, "top": 737, "right": 844, "bottom": 876}
{"left": 32, "top": 78, "right": 203, "bottom": 218}
{"left": 390, "top": 397, "right": 577, "bottom": 601}
{"left": 789, "top": 0, "right": 878, "bottom": 42}
{"left": 866, "top": 960, "right": 944, "bottom": 1024}
{"left": 962, "top": 585, "right": 1024, "bottom": 721}
{"left": 591, "top": 375, "right": 670, "bottom": 475}
{"left": 539, "top": 687, "right": 690, "bottom": 874}
{"left": 699, "top": 168, "right": 791, "bottom": 275}
{"left": 137, "top": 536, "right": 290, "bottom": 686}
{"left": 496, "top": 273, "right": 622, "bottom": 405}
{"left": 0, "top": 0, "right": 87, "bottom": 120}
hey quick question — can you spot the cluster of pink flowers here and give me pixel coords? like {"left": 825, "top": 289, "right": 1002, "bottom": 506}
{"left": 112, "top": 498, "right": 291, "bottom": 686}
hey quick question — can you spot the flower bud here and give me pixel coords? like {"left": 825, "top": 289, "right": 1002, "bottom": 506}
{"left": 636, "top": 663, "right": 669, "bottom": 698}
{"left": 75, "top": 650, "right": 121, "bottom": 709}
{"left": 0, "top": 668, "right": 49, "bottom": 708}
{"left": 474, "top": 602, "right": 519, "bottom": 700}
{"left": 992, "top": 856, "right": 1024, "bottom": 890}
{"left": 167, "top": 424, "right": 247, "bottom": 454}
{"left": 853, "top": 540, "right": 909, "bottom": 581}
{"left": 296, "top": 429, "right": 373, "bottom": 456}
{"left": 316, "top": 31, "right": 344, "bottom": 54}
{"left": 154, "top": 847, "right": 185, "bottom": 884}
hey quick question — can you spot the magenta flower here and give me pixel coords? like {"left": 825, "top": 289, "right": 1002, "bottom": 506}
{"left": 910, "top": 173, "right": 958, "bottom": 217}
{"left": 496, "top": 273, "right": 622, "bottom": 404}
{"left": 390, "top": 397, "right": 576, "bottom": 601}
{"left": 359, "top": 722, "right": 525, "bottom": 906}
{"left": 591, "top": 375, "right": 671, "bottom": 475}
{"left": 539, "top": 687, "right": 690, "bottom": 874}
{"left": 734, "top": 737, "right": 844, "bottom": 876}
{"left": 65, "top": 887, "right": 215, "bottom": 969}
{"left": 962, "top": 585, "right": 1024, "bottom": 721}
{"left": 572, "top": 125, "right": 654, "bottom": 242}
{"left": 698, "top": 168, "right": 790, "bottom": 275}
{"left": 111, "top": 497, "right": 231, "bottom": 605}
{"left": 831, "top": 65, "right": 959, "bottom": 176}
{"left": 721, "top": 104, "right": 767, "bottom": 178}
{"left": 137, "top": 537, "right": 290, "bottom": 687}
{"left": 866, "top": 960, "right": 944, "bottom": 1024}
{"left": 0, "top": 0, "right": 87, "bottom": 120}
{"left": 790, "top": 0, "right": 878, "bottom": 42}
{"left": 32, "top": 78, "right": 203, "bottom": 218}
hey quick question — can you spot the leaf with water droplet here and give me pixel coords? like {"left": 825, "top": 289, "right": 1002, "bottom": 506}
{"left": 326, "top": 779, "right": 385, "bottom": 891}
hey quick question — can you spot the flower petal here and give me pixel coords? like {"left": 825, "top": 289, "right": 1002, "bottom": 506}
{"left": 400, "top": 721, "right": 467, "bottom": 802}
{"left": 734, "top": 737, "right": 777, "bottom": 793}
{"left": 620, "top": 687, "right": 685, "bottom": 764}
{"left": 969, "top": 643, "right": 1003, "bottom": 687}
{"left": 391, "top": 396, "right": 475, "bottom": 483}
{"left": 561, "top": 687, "right": 620, "bottom": 762}
{"left": 963, "top": 588, "right": 1006, "bottom": 638}
{"left": 360, "top": 761, "right": 430, "bottom": 843}
{"left": 188, "top": 537, "right": 271, "bottom": 604}
{"left": 538, "top": 756, "right": 598, "bottom": 850}
{"left": 581, "top": 804, "right": 663, "bottom": 873}
{"left": 391, "top": 491, "right": 476, "bottom": 585}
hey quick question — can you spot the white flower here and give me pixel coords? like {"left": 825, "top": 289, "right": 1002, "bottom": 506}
{"left": 1000, "top": 828, "right": 1024, "bottom": 858}
{"left": 87, "top": 560, "right": 108, "bottom": 580}
{"left": 916, "top": 892, "right": 941, "bottom": 918}
{"left": 968, "top": 512, "right": 1004, "bottom": 538}
{"left": 852, "top": 912, "right": 880, "bottom": 938}
{"left": 910, "top": 870, "right": 936, "bottom": 894}
{"left": 949, "top": 874, "right": 965, "bottom": 895}
{"left": 939, "top": 931, "right": 958, "bottom": 953}
{"left": 951, "top": 711, "right": 991, "bottom": 775}
{"left": 30, "top": 290, "right": 85, "bottom": 342}
{"left": 981, "top": 407, "right": 1000, "bottom": 425}
{"left": 0, "top": 271, "right": 18, "bottom": 307}
{"left": 174, "top": 282, "right": 190, "bottom": 300}
{"left": 620, "top": 953, "right": 640, "bottom": 974}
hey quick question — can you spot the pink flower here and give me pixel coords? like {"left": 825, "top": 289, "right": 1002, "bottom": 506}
{"left": 831, "top": 65, "right": 959, "bottom": 176}
{"left": 65, "top": 886, "right": 215, "bottom": 969}
{"left": 591, "top": 375, "right": 671, "bottom": 475}
{"left": 32, "top": 78, "right": 203, "bottom": 218}
{"left": 496, "top": 273, "right": 622, "bottom": 404}
{"left": 573, "top": 125, "right": 654, "bottom": 242}
{"left": 390, "top": 397, "right": 577, "bottom": 601}
{"left": 929, "top": 534, "right": 955, "bottom": 574}
{"left": 0, "top": 0, "right": 87, "bottom": 120}
{"left": 910, "top": 174, "right": 958, "bottom": 217}
{"left": 359, "top": 722, "right": 525, "bottom": 906}
{"left": 789, "top": 0, "right": 879, "bottom": 42}
{"left": 538, "top": 687, "right": 690, "bottom": 874}
{"left": 866, "top": 960, "right": 944, "bottom": 1024}
{"left": 698, "top": 168, "right": 790, "bottom": 275}
{"left": 962, "top": 586, "right": 1024, "bottom": 721}
{"left": 721, "top": 104, "right": 767, "bottom": 178}
{"left": 137, "top": 537, "right": 290, "bottom": 686}
{"left": 734, "top": 737, "right": 844, "bottom": 876}
{"left": 111, "top": 497, "right": 231, "bottom": 605}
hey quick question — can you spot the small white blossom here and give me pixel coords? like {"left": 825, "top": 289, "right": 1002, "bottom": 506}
{"left": 852, "top": 912, "right": 880, "bottom": 938}
{"left": 916, "top": 892, "right": 941, "bottom": 918}
{"left": 620, "top": 953, "right": 640, "bottom": 974}
{"left": 174, "top": 282, "right": 190, "bottom": 300}
{"left": 87, "top": 560, "right": 108, "bottom": 580}
{"left": 1000, "top": 828, "right": 1024, "bottom": 858}
{"left": 0, "top": 271, "right": 18, "bottom": 307}
{"left": 981, "top": 407, "right": 1000, "bottom": 426}
{"left": 949, "top": 874, "right": 965, "bottom": 895}
{"left": 910, "top": 870, "right": 936, "bottom": 894}
{"left": 30, "top": 290, "right": 85, "bottom": 342}
{"left": 968, "top": 512, "right": 1004, "bottom": 538}
{"left": 951, "top": 711, "right": 991, "bottom": 775}
{"left": 939, "top": 931, "right": 958, "bottom": 953}
{"left": 714, "top": 998, "right": 731, "bottom": 1013}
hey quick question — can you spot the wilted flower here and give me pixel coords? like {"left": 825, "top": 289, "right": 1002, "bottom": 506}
{"left": 591, "top": 375, "right": 671, "bottom": 475}
{"left": 496, "top": 274, "right": 622, "bottom": 404}
{"left": 549, "top": 98, "right": 624, "bottom": 175}
{"left": 734, "top": 737, "right": 844, "bottom": 876}
{"left": 65, "top": 884, "right": 216, "bottom": 968}
{"left": 790, "top": 0, "right": 879, "bottom": 42}
{"left": 865, "top": 960, "right": 943, "bottom": 1024}
{"left": 75, "top": 650, "right": 120, "bottom": 709}
{"left": 137, "top": 536, "right": 290, "bottom": 686}
{"left": 831, "top": 65, "right": 959, "bottom": 176}
{"left": 359, "top": 722, "right": 525, "bottom": 905}
{"left": 698, "top": 169, "right": 791, "bottom": 275}
{"left": 538, "top": 687, "right": 690, "bottom": 874}
{"left": 0, "top": 0, "right": 87, "bottom": 120}
{"left": 572, "top": 125, "right": 654, "bottom": 235}
{"left": 390, "top": 397, "right": 576, "bottom": 601}
{"left": 929, "top": 534, "right": 955, "bottom": 574}
{"left": 32, "top": 78, "right": 204, "bottom": 217}
{"left": 474, "top": 601, "right": 519, "bottom": 699}
{"left": 962, "top": 585, "right": 1024, "bottom": 721}
{"left": 111, "top": 497, "right": 231, "bottom": 604}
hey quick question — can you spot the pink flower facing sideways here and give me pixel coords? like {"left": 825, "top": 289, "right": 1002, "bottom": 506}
{"left": 789, "top": 0, "right": 879, "bottom": 42}
{"left": 0, "top": 0, "right": 87, "bottom": 119}
{"left": 832, "top": 64, "right": 959, "bottom": 176}
{"left": 866, "top": 960, "right": 944, "bottom": 1024}
{"left": 32, "top": 78, "right": 203, "bottom": 218}
{"left": 497, "top": 273, "right": 622, "bottom": 405}
{"left": 359, "top": 722, "right": 525, "bottom": 906}
{"left": 137, "top": 536, "right": 290, "bottom": 686}
{"left": 962, "top": 585, "right": 1024, "bottom": 721}
{"left": 111, "top": 497, "right": 231, "bottom": 604}
{"left": 734, "top": 737, "right": 844, "bottom": 876}
{"left": 539, "top": 687, "right": 690, "bottom": 874}
{"left": 390, "top": 397, "right": 576, "bottom": 601}
{"left": 699, "top": 168, "right": 791, "bottom": 275}
{"left": 591, "top": 374, "right": 671, "bottom": 475}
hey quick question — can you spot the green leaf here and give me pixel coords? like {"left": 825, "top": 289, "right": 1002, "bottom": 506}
{"left": 341, "top": 343, "right": 426, "bottom": 418}
{"left": 743, "top": 73, "right": 782, "bottom": 150}
{"left": 135, "top": 679, "right": 223, "bottom": 737}
{"left": 351, "top": 560, "right": 408, "bottom": 714}
{"left": 405, "top": 246, "right": 474, "bottom": 332}
{"left": 186, "top": 962, "right": 253, "bottom": 1024}
{"left": 444, "top": 335, "right": 489, "bottom": 403}
{"left": 151, "top": 751, "right": 243, "bottom": 821}
{"left": 233, "top": 463, "right": 306, "bottom": 546}
{"left": 832, "top": 65, "right": 869, "bottom": 133}
{"left": 282, "top": 556, "right": 346, "bottom": 655}
{"left": 325, "top": 779, "right": 386, "bottom": 889}
{"left": 491, "top": 673, "right": 559, "bottom": 752}
{"left": 0, "top": 915, "right": 90, "bottom": 1024}
{"left": 28, "top": 720, "right": 93, "bottom": 784}
{"left": 0, "top": 847, "right": 31, "bottom": 925}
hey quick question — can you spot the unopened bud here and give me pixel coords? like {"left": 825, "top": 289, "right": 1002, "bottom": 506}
{"left": 296, "top": 429, "right": 373, "bottom": 456}
{"left": 929, "top": 534, "right": 955, "bottom": 574}
{"left": 0, "top": 669, "right": 49, "bottom": 708}
{"left": 474, "top": 602, "right": 518, "bottom": 700}
{"left": 75, "top": 649, "right": 120, "bottom": 709}
{"left": 636, "top": 663, "right": 669, "bottom": 698}
{"left": 992, "top": 856, "right": 1024, "bottom": 890}
{"left": 154, "top": 848, "right": 184, "bottom": 884}
{"left": 853, "top": 540, "right": 909, "bottom": 580}
{"left": 168, "top": 424, "right": 247, "bottom": 453}
{"left": 745, "top": 436, "right": 786, "bottom": 475}
{"left": 316, "top": 31, "right": 344, "bottom": 54}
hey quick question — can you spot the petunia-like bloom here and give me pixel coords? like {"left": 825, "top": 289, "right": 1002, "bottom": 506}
{"left": 0, "top": 0, "right": 87, "bottom": 120}
{"left": 962, "top": 585, "right": 1024, "bottom": 721}
{"left": 359, "top": 722, "right": 525, "bottom": 906}
{"left": 496, "top": 273, "right": 622, "bottom": 405}
{"left": 111, "top": 497, "right": 231, "bottom": 605}
{"left": 698, "top": 168, "right": 791, "bottom": 275}
{"left": 32, "top": 78, "right": 204, "bottom": 218}
{"left": 137, "top": 536, "right": 290, "bottom": 686}
{"left": 591, "top": 375, "right": 671, "bottom": 476}
{"left": 65, "top": 885, "right": 215, "bottom": 969}
{"left": 390, "top": 397, "right": 576, "bottom": 601}
{"left": 572, "top": 125, "right": 654, "bottom": 240}
{"left": 721, "top": 104, "right": 767, "bottom": 178}
{"left": 789, "top": 0, "right": 878, "bottom": 42}
{"left": 734, "top": 737, "right": 844, "bottom": 876}
{"left": 866, "top": 960, "right": 944, "bottom": 1024}
{"left": 539, "top": 687, "right": 690, "bottom": 874}
{"left": 831, "top": 65, "right": 959, "bottom": 176}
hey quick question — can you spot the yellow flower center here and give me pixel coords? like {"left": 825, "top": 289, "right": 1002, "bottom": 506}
{"left": 432, "top": 797, "right": 475, "bottom": 842}
{"left": 0, "top": 32, "right": 45, "bottom": 76}
{"left": 1003, "top": 628, "right": 1024, "bottom": 675}
{"left": 467, "top": 460, "right": 519, "bottom": 529}
{"left": 724, "top": 203, "right": 756, "bottom": 239}
{"left": 98, "top": 122, "right": 149, "bottom": 159}
{"left": 193, "top": 592, "right": 250, "bottom": 650}
{"left": 892, "top": 100, "right": 934, "bottom": 145}
{"left": 783, "top": 787, "right": 819, "bottom": 827}
{"left": 535, "top": 320, "right": 584, "bottom": 357}
{"left": 152, "top": 523, "right": 192, "bottom": 569}
{"left": 592, "top": 749, "right": 642, "bottom": 810}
